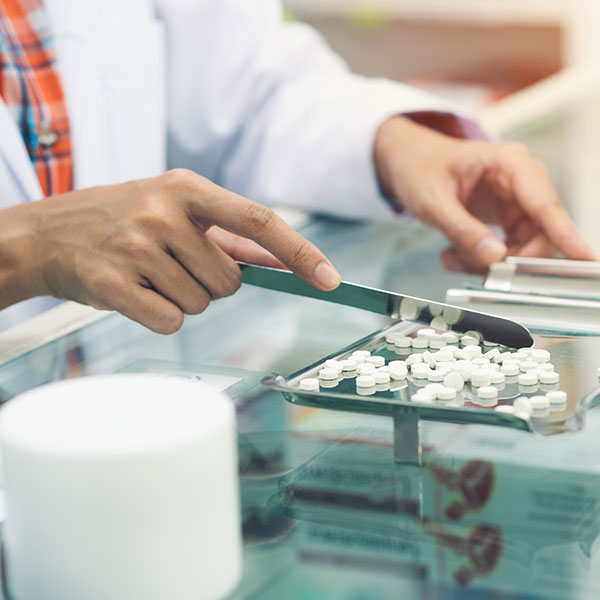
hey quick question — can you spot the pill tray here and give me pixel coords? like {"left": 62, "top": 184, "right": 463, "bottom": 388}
{"left": 262, "top": 320, "right": 600, "bottom": 465}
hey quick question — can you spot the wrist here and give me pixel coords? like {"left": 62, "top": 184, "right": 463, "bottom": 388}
{"left": 0, "top": 202, "right": 48, "bottom": 308}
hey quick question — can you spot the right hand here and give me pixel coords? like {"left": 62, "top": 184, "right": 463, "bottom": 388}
{"left": 6, "top": 169, "right": 341, "bottom": 333}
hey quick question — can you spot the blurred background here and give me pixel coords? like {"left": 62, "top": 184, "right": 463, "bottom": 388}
{"left": 284, "top": 0, "right": 600, "bottom": 252}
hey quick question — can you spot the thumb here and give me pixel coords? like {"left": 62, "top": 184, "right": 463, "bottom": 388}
{"left": 432, "top": 196, "right": 507, "bottom": 269}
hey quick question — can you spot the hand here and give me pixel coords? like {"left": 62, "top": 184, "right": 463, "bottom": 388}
{"left": 374, "top": 116, "right": 597, "bottom": 272}
{"left": 0, "top": 169, "right": 340, "bottom": 333}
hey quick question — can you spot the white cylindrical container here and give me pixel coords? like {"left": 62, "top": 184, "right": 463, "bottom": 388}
{"left": 0, "top": 375, "right": 242, "bottom": 600}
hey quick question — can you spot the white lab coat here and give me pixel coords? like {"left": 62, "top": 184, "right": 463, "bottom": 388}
{"left": 0, "top": 0, "right": 473, "bottom": 331}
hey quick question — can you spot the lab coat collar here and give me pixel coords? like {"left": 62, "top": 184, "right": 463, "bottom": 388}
{"left": 0, "top": 99, "right": 43, "bottom": 202}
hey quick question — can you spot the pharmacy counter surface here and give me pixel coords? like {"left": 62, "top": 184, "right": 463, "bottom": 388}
{"left": 0, "top": 217, "right": 599, "bottom": 600}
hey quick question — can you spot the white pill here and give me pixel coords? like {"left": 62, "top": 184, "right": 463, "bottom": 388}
{"left": 320, "top": 379, "right": 339, "bottom": 389}
{"left": 437, "top": 361, "right": 456, "bottom": 371}
{"left": 324, "top": 359, "right": 343, "bottom": 373}
{"left": 453, "top": 349, "right": 471, "bottom": 361}
{"left": 531, "top": 349, "right": 551, "bottom": 363}
{"left": 406, "top": 354, "right": 423, "bottom": 366}
{"left": 357, "top": 386, "right": 376, "bottom": 396}
{"left": 385, "top": 332, "right": 400, "bottom": 344}
{"left": 495, "top": 405, "right": 516, "bottom": 415}
{"left": 461, "top": 336, "right": 479, "bottom": 347}
{"left": 319, "top": 367, "right": 339, "bottom": 380}
{"left": 352, "top": 350, "right": 371, "bottom": 362}
{"left": 464, "top": 330, "right": 483, "bottom": 342}
{"left": 488, "top": 363, "right": 500, "bottom": 372}
{"left": 518, "top": 372, "right": 538, "bottom": 386}
{"left": 394, "top": 336, "right": 413, "bottom": 349}
{"left": 539, "top": 371, "right": 560, "bottom": 385}
{"left": 513, "top": 396, "right": 533, "bottom": 416}
{"left": 530, "top": 395, "right": 550, "bottom": 417}
{"left": 520, "top": 360, "right": 538, "bottom": 373}
{"left": 374, "top": 370, "right": 390, "bottom": 385}
{"left": 441, "top": 331, "right": 459, "bottom": 344}
{"left": 477, "top": 386, "right": 498, "bottom": 400}
{"left": 412, "top": 337, "right": 429, "bottom": 349}
{"left": 483, "top": 340, "right": 499, "bottom": 348}
{"left": 490, "top": 371, "right": 505, "bottom": 385}
{"left": 357, "top": 363, "right": 376, "bottom": 376}
{"left": 429, "top": 337, "right": 447, "bottom": 350}
{"left": 502, "top": 358, "right": 521, "bottom": 368}
{"left": 464, "top": 345, "right": 483, "bottom": 359}
{"left": 517, "top": 347, "right": 533, "bottom": 356}
{"left": 498, "top": 352, "right": 513, "bottom": 363}
{"left": 500, "top": 363, "right": 520, "bottom": 377}
{"left": 472, "top": 358, "right": 490, "bottom": 368}
{"left": 412, "top": 365, "right": 430, "bottom": 379}
{"left": 546, "top": 390, "right": 567, "bottom": 405}
{"left": 378, "top": 365, "right": 390, "bottom": 373}
{"left": 471, "top": 369, "right": 492, "bottom": 387}
{"left": 356, "top": 374, "right": 376, "bottom": 388}
{"left": 514, "top": 411, "right": 531, "bottom": 421}
{"left": 417, "top": 328, "right": 437, "bottom": 339}
{"left": 429, "top": 316, "right": 448, "bottom": 331}
{"left": 411, "top": 392, "right": 434, "bottom": 403}
{"left": 422, "top": 351, "right": 436, "bottom": 367}
{"left": 366, "top": 355, "right": 385, "bottom": 367}
{"left": 512, "top": 351, "right": 530, "bottom": 362}
{"left": 437, "top": 386, "right": 457, "bottom": 401}
{"left": 299, "top": 378, "right": 319, "bottom": 392}
{"left": 434, "top": 351, "right": 455, "bottom": 361}
{"left": 443, "top": 371, "right": 464, "bottom": 391}
{"left": 341, "top": 359, "right": 357, "bottom": 372}
{"left": 537, "top": 363, "right": 555, "bottom": 373}
{"left": 483, "top": 348, "right": 501, "bottom": 362}
{"left": 428, "top": 368, "right": 448, "bottom": 382}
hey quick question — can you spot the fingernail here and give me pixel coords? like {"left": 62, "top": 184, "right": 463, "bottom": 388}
{"left": 314, "top": 262, "right": 341, "bottom": 290}
{"left": 475, "top": 236, "right": 507, "bottom": 265}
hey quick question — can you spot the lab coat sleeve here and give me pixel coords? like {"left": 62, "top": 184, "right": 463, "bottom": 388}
{"left": 156, "top": 0, "right": 483, "bottom": 220}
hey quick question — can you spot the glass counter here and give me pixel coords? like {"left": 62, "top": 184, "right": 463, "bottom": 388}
{"left": 0, "top": 217, "right": 599, "bottom": 600}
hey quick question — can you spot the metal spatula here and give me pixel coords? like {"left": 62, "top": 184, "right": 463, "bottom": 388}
{"left": 238, "top": 262, "right": 533, "bottom": 349}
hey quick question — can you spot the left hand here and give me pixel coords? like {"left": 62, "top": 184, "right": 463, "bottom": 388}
{"left": 374, "top": 116, "right": 597, "bottom": 272}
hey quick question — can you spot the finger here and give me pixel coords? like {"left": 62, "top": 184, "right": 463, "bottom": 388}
{"left": 508, "top": 233, "right": 557, "bottom": 259}
{"left": 441, "top": 247, "right": 485, "bottom": 274}
{"left": 426, "top": 184, "right": 507, "bottom": 269}
{"left": 171, "top": 172, "right": 341, "bottom": 290}
{"left": 205, "top": 226, "right": 287, "bottom": 269}
{"left": 499, "top": 152, "right": 597, "bottom": 260}
{"left": 109, "top": 281, "right": 185, "bottom": 335}
{"left": 141, "top": 247, "right": 214, "bottom": 312}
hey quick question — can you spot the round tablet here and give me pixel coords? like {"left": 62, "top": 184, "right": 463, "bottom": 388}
{"left": 437, "top": 386, "right": 457, "bottom": 401}
{"left": 483, "top": 348, "right": 501, "bottom": 362}
{"left": 318, "top": 367, "right": 339, "bottom": 381}
{"left": 356, "top": 375, "right": 376, "bottom": 388}
{"left": 357, "top": 363, "right": 376, "bottom": 376}
{"left": 394, "top": 336, "right": 413, "bottom": 349}
{"left": 461, "top": 336, "right": 479, "bottom": 347}
{"left": 385, "top": 333, "right": 400, "bottom": 344}
{"left": 464, "top": 345, "right": 483, "bottom": 359}
{"left": 412, "top": 365, "right": 430, "bottom": 379}
{"left": 531, "top": 395, "right": 550, "bottom": 410}
{"left": 299, "top": 378, "right": 319, "bottom": 392}
{"left": 520, "top": 360, "right": 538, "bottom": 373}
{"left": 430, "top": 316, "right": 448, "bottom": 331}
{"left": 513, "top": 396, "right": 533, "bottom": 416}
{"left": 512, "top": 351, "right": 530, "bottom": 362}
{"left": 437, "top": 361, "right": 456, "bottom": 371}
{"left": 443, "top": 371, "right": 464, "bottom": 392}
{"left": 546, "top": 390, "right": 567, "bottom": 405}
{"left": 495, "top": 405, "right": 516, "bottom": 415}
{"left": 441, "top": 332, "right": 459, "bottom": 344}
{"left": 427, "top": 368, "right": 448, "bottom": 383}
{"left": 464, "top": 330, "right": 483, "bottom": 342}
{"left": 378, "top": 365, "right": 390, "bottom": 373}
{"left": 539, "top": 371, "right": 560, "bottom": 385}
{"left": 374, "top": 371, "right": 390, "bottom": 385}
{"left": 320, "top": 379, "right": 339, "bottom": 389}
{"left": 498, "top": 352, "right": 513, "bottom": 363}
{"left": 478, "top": 386, "right": 498, "bottom": 400}
{"left": 411, "top": 392, "right": 433, "bottom": 403}
{"left": 406, "top": 354, "right": 424, "bottom": 366}
{"left": 366, "top": 355, "right": 385, "bottom": 367}
{"left": 357, "top": 386, "right": 376, "bottom": 396}
{"left": 389, "top": 364, "right": 408, "bottom": 380}
{"left": 490, "top": 371, "right": 506, "bottom": 385}
{"left": 417, "top": 328, "right": 437, "bottom": 338}
{"left": 471, "top": 369, "right": 492, "bottom": 387}
{"left": 341, "top": 359, "right": 357, "bottom": 372}
{"left": 412, "top": 337, "right": 429, "bottom": 349}
{"left": 472, "top": 358, "right": 490, "bottom": 367}
{"left": 422, "top": 351, "right": 436, "bottom": 367}
{"left": 500, "top": 363, "right": 520, "bottom": 377}
{"left": 429, "top": 337, "right": 447, "bottom": 350}
{"left": 531, "top": 349, "right": 551, "bottom": 364}
{"left": 351, "top": 350, "right": 370, "bottom": 362}
{"left": 324, "top": 359, "right": 343, "bottom": 373}
{"left": 518, "top": 372, "right": 538, "bottom": 386}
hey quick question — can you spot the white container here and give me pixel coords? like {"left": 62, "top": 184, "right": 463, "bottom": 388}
{"left": 0, "top": 375, "right": 242, "bottom": 600}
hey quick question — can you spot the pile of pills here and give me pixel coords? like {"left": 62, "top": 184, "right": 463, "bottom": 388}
{"left": 298, "top": 327, "right": 568, "bottom": 418}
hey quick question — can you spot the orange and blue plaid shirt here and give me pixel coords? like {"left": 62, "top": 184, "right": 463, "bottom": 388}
{"left": 0, "top": 0, "right": 72, "bottom": 196}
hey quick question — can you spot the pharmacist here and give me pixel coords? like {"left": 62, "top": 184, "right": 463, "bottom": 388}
{"left": 0, "top": 0, "right": 594, "bottom": 334}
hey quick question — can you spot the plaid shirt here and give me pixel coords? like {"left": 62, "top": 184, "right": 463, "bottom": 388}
{"left": 0, "top": 0, "right": 72, "bottom": 196}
